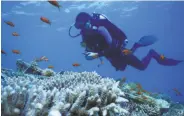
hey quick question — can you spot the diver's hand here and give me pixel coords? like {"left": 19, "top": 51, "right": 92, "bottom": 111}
{"left": 83, "top": 52, "right": 99, "bottom": 60}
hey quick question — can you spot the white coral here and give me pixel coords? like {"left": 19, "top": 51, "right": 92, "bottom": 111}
{"left": 1, "top": 71, "right": 129, "bottom": 116}
{"left": 48, "top": 109, "right": 61, "bottom": 116}
{"left": 155, "top": 99, "right": 170, "bottom": 109}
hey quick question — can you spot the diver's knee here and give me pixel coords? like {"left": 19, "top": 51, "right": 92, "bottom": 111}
{"left": 138, "top": 65, "right": 146, "bottom": 71}
{"left": 149, "top": 49, "right": 155, "bottom": 53}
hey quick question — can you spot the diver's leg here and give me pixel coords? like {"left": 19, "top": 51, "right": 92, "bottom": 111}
{"left": 130, "top": 35, "right": 158, "bottom": 53}
{"left": 126, "top": 49, "right": 182, "bottom": 70}
{"left": 130, "top": 43, "right": 141, "bottom": 53}
{"left": 149, "top": 49, "right": 183, "bottom": 66}
{"left": 107, "top": 56, "right": 127, "bottom": 71}
{"left": 125, "top": 51, "right": 152, "bottom": 70}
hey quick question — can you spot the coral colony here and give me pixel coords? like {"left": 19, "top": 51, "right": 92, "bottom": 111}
{"left": 1, "top": 59, "right": 184, "bottom": 116}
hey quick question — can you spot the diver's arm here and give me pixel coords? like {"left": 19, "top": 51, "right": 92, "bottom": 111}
{"left": 84, "top": 26, "right": 113, "bottom": 58}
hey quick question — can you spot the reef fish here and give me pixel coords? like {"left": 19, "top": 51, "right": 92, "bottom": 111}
{"left": 122, "top": 49, "right": 132, "bottom": 55}
{"left": 12, "top": 32, "right": 20, "bottom": 36}
{"left": 4, "top": 21, "right": 15, "bottom": 27}
{"left": 1, "top": 50, "right": 7, "bottom": 55}
{"left": 72, "top": 63, "right": 81, "bottom": 67}
{"left": 35, "top": 56, "right": 49, "bottom": 62}
{"left": 12, "top": 50, "right": 21, "bottom": 54}
{"left": 41, "top": 56, "right": 49, "bottom": 61}
{"left": 48, "top": 65, "right": 54, "bottom": 69}
{"left": 173, "top": 88, "right": 182, "bottom": 96}
{"left": 40, "top": 17, "right": 51, "bottom": 25}
{"left": 48, "top": 0, "right": 61, "bottom": 11}
{"left": 137, "top": 91, "right": 142, "bottom": 95}
{"left": 136, "top": 83, "right": 142, "bottom": 90}
{"left": 160, "top": 54, "right": 165, "bottom": 60}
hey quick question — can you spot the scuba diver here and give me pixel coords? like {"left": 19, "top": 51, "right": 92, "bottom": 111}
{"left": 69, "top": 12, "right": 182, "bottom": 71}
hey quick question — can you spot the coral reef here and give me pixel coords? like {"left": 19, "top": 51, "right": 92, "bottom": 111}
{"left": 1, "top": 71, "right": 129, "bottom": 116}
{"left": 2, "top": 59, "right": 184, "bottom": 116}
{"left": 162, "top": 103, "right": 184, "bottom": 116}
{"left": 120, "top": 82, "right": 172, "bottom": 116}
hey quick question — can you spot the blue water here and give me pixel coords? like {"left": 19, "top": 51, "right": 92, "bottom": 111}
{"left": 1, "top": 1, "right": 184, "bottom": 103}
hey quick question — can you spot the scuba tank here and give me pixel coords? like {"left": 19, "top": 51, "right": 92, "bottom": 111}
{"left": 91, "top": 12, "right": 128, "bottom": 48}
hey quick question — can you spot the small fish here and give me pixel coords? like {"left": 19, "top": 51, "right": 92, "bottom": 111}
{"left": 160, "top": 55, "right": 165, "bottom": 60}
{"left": 173, "top": 88, "right": 182, "bottom": 96}
{"left": 122, "top": 49, "right": 132, "bottom": 55}
{"left": 41, "top": 56, "right": 49, "bottom": 61}
{"left": 48, "top": 0, "right": 61, "bottom": 11}
{"left": 72, "top": 63, "right": 81, "bottom": 67}
{"left": 40, "top": 17, "right": 51, "bottom": 25}
{"left": 1, "top": 50, "right": 7, "bottom": 55}
{"left": 40, "top": 56, "right": 46, "bottom": 60}
{"left": 136, "top": 83, "right": 142, "bottom": 90}
{"left": 12, "top": 32, "right": 20, "bottom": 36}
{"left": 48, "top": 65, "right": 54, "bottom": 69}
{"left": 12, "top": 50, "right": 21, "bottom": 54}
{"left": 35, "top": 56, "right": 49, "bottom": 62}
{"left": 4, "top": 21, "right": 15, "bottom": 27}
{"left": 137, "top": 91, "right": 142, "bottom": 95}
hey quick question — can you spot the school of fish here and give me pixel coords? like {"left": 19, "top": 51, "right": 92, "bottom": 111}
{"left": 2, "top": 0, "right": 62, "bottom": 69}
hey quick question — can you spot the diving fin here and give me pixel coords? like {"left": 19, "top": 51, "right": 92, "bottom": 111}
{"left": 131, "top": 35, "right": 158, "bottom": 53}
{"left": 137, "top": 35, "right": 158, "bottom": 46}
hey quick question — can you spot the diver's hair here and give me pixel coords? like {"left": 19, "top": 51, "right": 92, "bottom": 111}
{"left": 75, "top": 12, "right": 91, "bottom": 23}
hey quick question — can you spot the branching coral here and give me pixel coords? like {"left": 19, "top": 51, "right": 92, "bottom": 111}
{"left": 1, "top": 71, "right": 129, "bottom": 116}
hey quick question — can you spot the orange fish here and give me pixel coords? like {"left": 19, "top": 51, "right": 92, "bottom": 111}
{"left": 12, "top": 50, "right": 21, "bottom": 54}
{"left": 137, "top": 91, "right": 142, "bottom": 95}
{"left": 4, "top": 21, "right": 15, "bottom": 27}
{"left": 12, "top": 32, "right": 20, "bottom": 36}
{"left": 48, "top": 65, "right": 54, "bottom": 69}
{"left": 160, "top": 55, "right": 165, "bottom": 60}
{"left": 173, "top": 88, "right": 182, "bottom": 96}
{"left": 136, "top": 83, "right": 142, "bottom": 90}
{"left": 48, "top": 0, "right": 61, "bottom": 11}
{"left": 122, "top": 49, "right": 132, "bottom": 55}
{"left": 72, "top": 63, "right": 81, "bottom": 67}
{"left": 1, "top": 50, "right": 7, "bottom": 55}
{"left": 142, "top": 89, "right": 146, "bottom": 93}
{"left": 40, "top": 17, "right": 51, "bottom": 25}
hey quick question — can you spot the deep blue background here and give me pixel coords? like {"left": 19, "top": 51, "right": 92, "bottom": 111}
{"left": 1, "top": 1, "right": 184, "bottom": 103}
